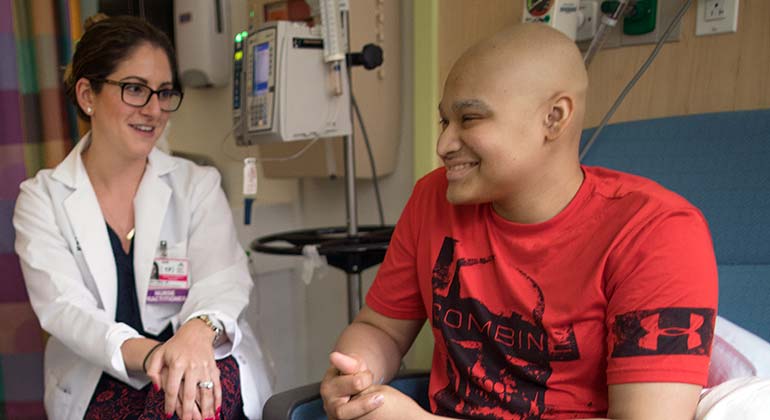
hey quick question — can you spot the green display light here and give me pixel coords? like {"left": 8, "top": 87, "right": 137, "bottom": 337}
{"left": 235, "top": 33, "right": 242, "bottom": 42}
{"left": 241, "top": 31, "right": 248, "bottom": 38}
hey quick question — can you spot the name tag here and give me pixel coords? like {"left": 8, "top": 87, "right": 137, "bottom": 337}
{"left": 147, "top": 257, "right": 189, "bottom": 303}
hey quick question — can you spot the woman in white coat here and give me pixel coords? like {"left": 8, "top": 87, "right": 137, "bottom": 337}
{"left": 13, "top": 15, "right": 270, "bottom": 420}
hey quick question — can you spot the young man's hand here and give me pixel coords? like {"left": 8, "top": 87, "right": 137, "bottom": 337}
{"left": 355, "top": 385, "right": 432, "bottom": 420}
{"left": 319, "top": 307, "right": 425, "bottom": 419}
{"left": 320, "top": 352, "right": 384, "bottom": 419}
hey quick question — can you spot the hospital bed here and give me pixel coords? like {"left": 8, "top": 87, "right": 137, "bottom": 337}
{"left": 262, "top": 110, "right": 770, "bottom": 419}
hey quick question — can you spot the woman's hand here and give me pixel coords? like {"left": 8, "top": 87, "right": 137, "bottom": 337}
{"left": 146, "top": 319, "right": 222, "bottom": 420}
{"left": 121, "top": 337, "right": 162, "bottom": 373}
{"left": 156, "top": 366, "right": 205, "bottom": 420}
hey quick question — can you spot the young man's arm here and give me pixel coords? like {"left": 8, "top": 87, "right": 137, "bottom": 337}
{"left": 347, "top": 381, "right": 702, "bottom": 420}
{"left": 604, "top": 382, "right": 702, "bottom": 419}
{"left": 320, "top": 305, "right": 424, "bottom": 420}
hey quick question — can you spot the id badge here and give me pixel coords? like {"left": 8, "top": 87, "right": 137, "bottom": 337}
{"left": 147, "top": 256, "right": 189, "bottom": 303}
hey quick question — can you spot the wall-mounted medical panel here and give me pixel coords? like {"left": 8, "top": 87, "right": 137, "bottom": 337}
{"left": 575, "top": 0, "right": 682, "bottom": 50}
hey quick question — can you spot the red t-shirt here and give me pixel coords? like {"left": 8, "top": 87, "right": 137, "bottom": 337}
{"left": 367, "top": 166, "right": 718, "bottom": 419}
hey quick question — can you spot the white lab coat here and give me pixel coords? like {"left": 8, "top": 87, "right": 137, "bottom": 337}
{"left": 13, "top": 134, "right": 272, "bottom": 419}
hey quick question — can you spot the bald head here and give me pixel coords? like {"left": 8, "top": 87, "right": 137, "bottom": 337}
{"left": 447, "top": 23, "right": 588, "bottom": 122}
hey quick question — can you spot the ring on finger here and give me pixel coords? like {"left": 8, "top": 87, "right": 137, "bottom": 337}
{"left": 197, "top": 380, "right": 214, "bottom": 390}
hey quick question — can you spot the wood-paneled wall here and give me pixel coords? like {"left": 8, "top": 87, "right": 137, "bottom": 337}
{"left": 438, "top": 0, "right": 521, "bottom": 99}
{"left": 436, "top": 1, "right": 770, "bottom": 127}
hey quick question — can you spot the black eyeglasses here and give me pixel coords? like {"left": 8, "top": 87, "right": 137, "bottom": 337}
{"left": 94, "top": 79, "right": 184, "bottom": 112}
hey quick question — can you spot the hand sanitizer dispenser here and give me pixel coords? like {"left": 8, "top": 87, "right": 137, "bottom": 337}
{"left": 174, "top": 0, "right": 231, "bottom": 88}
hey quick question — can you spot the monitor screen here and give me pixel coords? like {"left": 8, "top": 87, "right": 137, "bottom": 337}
{"left": 253, "top": 42, "right": 270, "bottom": 96}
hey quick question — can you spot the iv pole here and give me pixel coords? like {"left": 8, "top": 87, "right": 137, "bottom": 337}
{"left": 253, "top": 0, "right": 388, "bottom": 325}
{"left": 337, "top": 2, "right": 387, "bottom": 323}
{"left": 327, "top": 0, "right": 362, "bottom": 323}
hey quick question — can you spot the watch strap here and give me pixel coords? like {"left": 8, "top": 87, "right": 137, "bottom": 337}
{"left": 194, "top": 314, "right": 224, "bottom": 347}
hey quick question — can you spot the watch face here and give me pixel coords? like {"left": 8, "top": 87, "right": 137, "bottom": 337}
{"left": 527, "top": 0, "right": 553, "bottom": 17}
{"left": 196, "top": 315, "right": 225, "bottom": 346}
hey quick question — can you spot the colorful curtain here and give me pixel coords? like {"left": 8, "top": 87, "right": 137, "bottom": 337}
{"left": 1, "top": 0, "right": 85, "bottom": 418}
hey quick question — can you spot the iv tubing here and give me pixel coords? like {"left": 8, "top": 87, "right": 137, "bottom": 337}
{"left": 583, "top": 0, "right": 632, "bottom": 67}
{"left": 580, "top": 0, "right": 693, "bottom": 161}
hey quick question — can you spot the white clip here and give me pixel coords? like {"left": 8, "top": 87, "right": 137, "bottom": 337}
{"left": 301, "top": 244, "right": 328, "bottom": 286}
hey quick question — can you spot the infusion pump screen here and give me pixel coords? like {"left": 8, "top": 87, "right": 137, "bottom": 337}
{"left": 253, "top": 42, "right": 270, "bottom": 96}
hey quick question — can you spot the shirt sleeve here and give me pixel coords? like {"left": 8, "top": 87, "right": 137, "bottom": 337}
{"left": 14, "top": 176, "right": 147, "bottom": 388}
{"left": 176, "top": 167, "right": 253, "bottom": 360}
{"left": 604, "top": 208, "right": 719, "bottom": 386}
{"left": 366, "top": 177, "right": 429, "bottom": 320}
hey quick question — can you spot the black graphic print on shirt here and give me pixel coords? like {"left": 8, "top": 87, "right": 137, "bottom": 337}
{"left": 430, "top": 237, "right": 579, "bottom": 420}
{"left": 612, "top": 307, "right": 715, "bottom": 357}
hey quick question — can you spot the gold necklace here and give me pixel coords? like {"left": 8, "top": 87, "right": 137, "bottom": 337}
{"left": 100, "top": 206, "right": 135, "bottom": 242}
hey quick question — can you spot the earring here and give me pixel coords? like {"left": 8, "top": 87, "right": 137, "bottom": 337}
{"left": 86, "top": 107, "right": 93, "bottom": 115}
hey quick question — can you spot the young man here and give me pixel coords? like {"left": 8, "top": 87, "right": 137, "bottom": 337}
{"left": 320, "top": 23, "right": 717, "bottom": 420}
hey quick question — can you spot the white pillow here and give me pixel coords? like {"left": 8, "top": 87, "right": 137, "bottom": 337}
{"left": 707, "top": 316, "right": 770, "bottom": 387}
{"left": 696, "top": 377, "right": 770, "bottom": 420}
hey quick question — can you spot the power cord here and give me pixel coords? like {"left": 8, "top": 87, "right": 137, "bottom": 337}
{"left": 352, "top": 94, "right": 386, "bottom": 226}
{"left": 218, "top": 118, "right": 322, "bottom": 163}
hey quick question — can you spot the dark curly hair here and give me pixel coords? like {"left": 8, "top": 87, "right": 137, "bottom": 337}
{"left": 63, "top": 14, "right": 181, "bottom": 121}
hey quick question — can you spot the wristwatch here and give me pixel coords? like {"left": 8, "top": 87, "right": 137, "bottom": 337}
{"left": 194, "top": 314, "right": 225, "bottom": 347}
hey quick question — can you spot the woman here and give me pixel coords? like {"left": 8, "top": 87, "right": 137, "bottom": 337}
{"left": 13, "top": 15, "right": 271, "bottom": 420}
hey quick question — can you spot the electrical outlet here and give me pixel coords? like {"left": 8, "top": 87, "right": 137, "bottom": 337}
{"left": 705, "top": 0, "right": 726, "bottom": 21}
{"left": 696, "top": 0, "right": 739, "bottom": 35}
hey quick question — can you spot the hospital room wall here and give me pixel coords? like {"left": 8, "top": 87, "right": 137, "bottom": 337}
{"left": 167, "top": 0, "right": 415, "bottom": 391}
